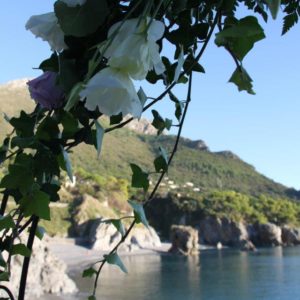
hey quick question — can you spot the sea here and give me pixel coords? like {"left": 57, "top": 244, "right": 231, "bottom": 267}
{"left": 43, "top": 247, "right": 300, "bottom": 300}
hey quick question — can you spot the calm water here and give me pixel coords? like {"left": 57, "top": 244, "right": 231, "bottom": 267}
{"left": 44, "top": 247, "right": 300, "bottom": 300}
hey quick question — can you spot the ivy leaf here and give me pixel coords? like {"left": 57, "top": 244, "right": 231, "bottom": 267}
{"left": 88, "top": 296, "right": 96, "bottom": 300}
{"left": 106, "top": 219, "right": 126, "bottom": 236}
{"left": 19, "top": 190, "right": 50, "bottom": 220}
{"left": 152, "top": 110, "right": 172, "bottom": 135}
{"left": 61, "top": 148, "right": 73, "bottom": 182}
{"left": 130, "top": 164, "right": 149, "bottom": 192}
{"left": 39, "top": 53, "right": 59, "bottom": 72}
{"left": 95, "top": 121, "right": 104, "bottom": 158}
{"left": 266, "top": 0, "right": 281, "bottom": 20}
{"left": 110, "top": 113, "right": 123, "bottom": 125}
{"left": 229, "top": 66, "right": 255, "bottom": 95}
{"left": 0, "top": 154, "right": 34, "bottom": 194}
{"left": 0, "top": 252, "right": 6, "bottom": 268}
{"left": 183, "top": 55, "right": 205, "bottom": 74}
{"left": 55, "top": 0, "right": 109, "bottom": 37}
{"left": 169, "top": 92, "right": 184, "bottom": 121}
{"left": 82, "top": 267, "right": 97, "bottom": 278}
{"left": 282, "top": 12, "right": 298, "bottom": 35}
{"left": 64, "top": 82, "right": 84, "bottom": 112}
{"left": 154, "top": 147, "right": 169, "bottom": 173}
{"left": 11, "top": 244, "right": 31, "bottom": 257}
{"left": 0, "top": 271, "right": 9, "bottom": 281}
{"left": 174, "top": 47, "right": 185, "bottom": 82}
{"left": 10, "top": 111, "right": 35, "bottom": 138}
{"left": 0, "top": 138, "right": 10, "bottom": 164}
{"left": 128, "top": 200, "right": 149, "bottom": 228}
{"left": 35, "top": 226, "right": 45, "bottom": 240}
{"left": 137, "top": 87, "right": 147, "bottom": 107}
{"left": 215, "top": 16, "right": 265, "bottom": 61}
{"left": 0, "top": 215, "right": 15, "bottom": 232}
{"left": 104, "top": 252, "right": 128, "bottom": 274}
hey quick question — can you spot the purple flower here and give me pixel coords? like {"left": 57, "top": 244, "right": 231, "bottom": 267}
{"left": 27, "top": 72, "right": 64, "bottom": 110}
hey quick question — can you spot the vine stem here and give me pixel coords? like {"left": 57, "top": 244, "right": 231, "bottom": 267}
{"left": 92, "top": 69, "right": 194, "bottom": 298}
{"left": 0, "top": 192, "right": 9, "bottom": 216}
{"left": 18, "top": 216, "right": 39, "bottom": 300}
{"left": 0, "top": 285, "right": 16, "bottom": 300}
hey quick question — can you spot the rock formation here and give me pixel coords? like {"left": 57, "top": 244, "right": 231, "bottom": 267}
{"left": 88, "top": 219, "right": 161, "bottom": 252}
{"left": 169, "top": 225, "right": 199, "bottom": 255}
{"left": 0, "top": 236, "right": 77, "bottom": 299}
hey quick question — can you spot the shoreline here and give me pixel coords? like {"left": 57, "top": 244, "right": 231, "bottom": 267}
{"left": 46, "top": 237, "right": 213, "bottom": 271}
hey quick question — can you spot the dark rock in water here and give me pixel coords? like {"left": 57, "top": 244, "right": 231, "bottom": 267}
{"left": 197, "top": 217, "right": 250, "bottom": 249}
{"left": 281, "top": 226, "right": 300, "bottom": 246}
{"left": 253, "top": 223, "right": 282, "bottom": 246}
{"left": 239, "top": 239, "right": 256, "bottom": 252}
{"left": 169, "top": 225, "right": 199, "bottom": 255}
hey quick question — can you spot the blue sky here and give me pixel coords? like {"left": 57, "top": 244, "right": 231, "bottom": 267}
{"left": 0, "top": 1, "right": 299, "bottom": 189}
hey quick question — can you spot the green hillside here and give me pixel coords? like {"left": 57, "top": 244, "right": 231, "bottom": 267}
{"left": 0, "top": 80, "right": 298, "bottom": 200}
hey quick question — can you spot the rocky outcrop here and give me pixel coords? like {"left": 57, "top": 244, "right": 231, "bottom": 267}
{"left": 169, "top": 225, "right": 199, "bottom": 255}
{"left": 198, "top": 217, "right": 250, "bottom": 249}
{"left": 253, "top": 223, "right": 282, "bottom": 246}
{"left": 182, "top": 139, "right": 209, "bottom": 151}
{"left": 88, "top": 219, "right": 161, "bottom": 252}
{"left": 0, "top": 236, "right": 77, "bottom": 299}
{"left": 281, "top": 226, "right": 300, "bottom": 246}
{"left": 125, "top": 118, "right": 157, "bottom": 135}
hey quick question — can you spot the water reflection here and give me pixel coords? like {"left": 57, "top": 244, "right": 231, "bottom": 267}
{"left": 41, "top": 247, "right": 300, "bottom": 300}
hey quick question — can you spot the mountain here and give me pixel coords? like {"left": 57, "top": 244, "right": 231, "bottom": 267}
{"left": 0, "top": 79, "right": 298, "bottom": 200}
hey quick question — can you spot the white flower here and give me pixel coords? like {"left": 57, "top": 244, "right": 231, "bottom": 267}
{"left": 60, "top": 0, "right": 87, "bottom": 7}
{"left": 102, "top": 18, "right": 165, "bottom": 80}
{"left": 25, "top": 12, "right": 67, "bottom": 52}
{"left": 79, "top": 67, "right": 142, "bottom": 118}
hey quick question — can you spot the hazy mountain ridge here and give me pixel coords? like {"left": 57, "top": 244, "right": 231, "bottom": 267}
{"left": 0, "top": 79, "right": 298, "bottom": 200}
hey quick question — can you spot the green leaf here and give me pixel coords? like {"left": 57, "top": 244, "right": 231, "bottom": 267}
{"left": 151, "top": 110, "right": 173, "bottom": 135}
{"left": 282, "top": 12, "right": 298, "bottom": 35}
{"left": 154, "top": 147, "right": 169, "bottom": 173}
{"left": 229, "top": 66, "right": 255, "bottom": 95}
{"left": 169, "top": 92, "right": 184, "bottom": 121}
{"left": 58, "top": 56, "right": 81, "bottom": 93}
{"left": 128, "top": 200, "right": 149, "bottom": 228}
{"left": 0, "top": 252, "right": 6, "bottom": 268}
{"left": 109, "top": 219, "right": 125, "bottom": 236}
{"left": 95, "top": 121, "right": 104, "bottom": 158}
{"left": 35, "top": 226, "right": 45, "bottom": 240}
{"left": 55, "top": 0, "right": 109, "bottom": 37}
{"left": 82, "top": 267, "right": 97, "bottom": 278}
{"left": 174, "top": 47, "right": 185, "bottom": 82}
{"left": 64, "top": 82, "right": 84, "bottom": 112}
{"left": 0, "top": 138, "right": 10, "bottom": 164}
{"left": 11, "top": 244, "right": 31, "bottom": 257}
{"left": 20, "top": 190, "right": 50, "bottom": 220}
{"left": 183, "top": 55, "right": 205, "bottom": 74}
{"left": 39, "top": 53, "right": 59, "bottom": 72}
{"left": 88, "top": 295, "right": 96, "bottom": 300}
{"left": 10, "top": 111, "right": 35, "bottom": 138}
{"left": 137, "top": 87, "right": 147, "bottom": 107}
{"left": 110, "top": 113, "right": 123, "bottom": 125}
{"left": 104, "top": 252, "right": 128, "bottom": 273}
{"left": 36, "top": 117, "right": 60, "bottom": 141}
{"left": 215, "top": 16, "right": 265, "bottom": 61}
{"left": 130, "top": 164, "right": 149, "bottom": 192}
{"left": 61, "top": 148, "right": 73, "bottom": 182}
{"left": 266, "top": 0, "right": 281, "bottom": 20}
{"left": 0, "top": 271, "right": 9, "bottom": 281}
{"left": 0, "top": 215, "right": 15, "bottom": 232}
{"left": 0, "top": 154, "right": 34, "bottom": 193}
